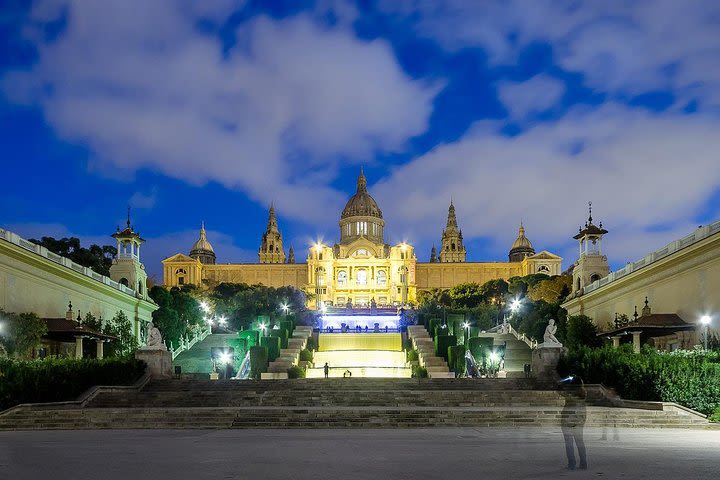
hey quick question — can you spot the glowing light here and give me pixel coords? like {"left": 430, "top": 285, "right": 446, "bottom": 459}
{"left": 400, "top": 242, "right": 408, "bottom": 251}
{"left": 205, "top": 316, "right": 214, "bottom": 326}
{"left": 281, "top": 303, "right": 289, "bottom": 314}
{"left": 489, "top": 351, "right": 499, "bottom": 363}
{"left": 200, "top": 301, "right": 210, "bottom": 313}
{"left": 320, "top": 303, "right": 327, "bottom": 313}
{"left": 314, "top": 242, "right": 324, "bottom": 253}
{"left": 700, "top": 315, "right": 712, "bottom": 325}
{"left": 218, "top": 316, "right": 227, "bottom": 326}
{"left": 462, "top": 322, "right": 470, "bottom": 329}
{"left": 510, "top": 298, "right": 522, "bottom": 313}
{"left": 218, "top": 351, "right": 233, "bottom": 365}
{"left": 259, "top": 322, "right": 267, "bottom": 331}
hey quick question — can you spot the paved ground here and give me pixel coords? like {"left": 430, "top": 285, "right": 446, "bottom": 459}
{"left": 1, "top": 427, "right": 718, "bottom": 479}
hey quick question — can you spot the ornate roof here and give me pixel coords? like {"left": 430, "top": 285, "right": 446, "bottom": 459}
{"left": 510, "top": 223, "right": 534, "bottom": 252}
{"left": 341, "top": 168, "right": 383, "bottom": 220}
{"left": 190, "top": 222, "right": 215, "bottom": 254}
{"left": 573, "top": 202, "right": 608, "bottom": 239}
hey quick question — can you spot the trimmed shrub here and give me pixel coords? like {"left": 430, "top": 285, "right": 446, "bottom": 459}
{"left": 559, "top": 346, "right": 720, "bottom": 415}
{"left": 0, "top": 357, "right": 145, "bottom": 411}
{"left": 468, "top": 337, "right": 494, "bottom": 360}
{"left": 238, "top": 329, "right": 259, "bottom": 348}
{"left": 260, "top": 336, "right": 281, "bottom": 362}
{"left": 270, "top": 327, "right": 289, "bottom": 349}
{"left": 287, "top": 365, "right": 306, "bottom": 379}
{"left": 306, "top": 336, "right": 318, "bottom": 352}
{"left": 406, "top": 349, "right": 419, "bottom": 362}
{"left": 428, "top": 318, "right": 442, "bottom": 337}
{"left": 299, "top": 348, "right": 313, "bottom": 362}
{"left": 412, "top": 365, "right": 428, "bottom": 378}
{"left": 434, "top": 335, "right": 456, "bottom": 362}
{"left": 249, "top": 346, "right": 269, "bottom": 379}
{"left": 448, "top": 345, "right": 466, "bottom": 376}
{"left": 280, "top": 320, "right": 294, "bottom": 337}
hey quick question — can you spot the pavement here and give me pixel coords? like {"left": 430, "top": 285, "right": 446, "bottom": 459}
{"left": 1, "top": 427, "right": 718, "bottom": 479}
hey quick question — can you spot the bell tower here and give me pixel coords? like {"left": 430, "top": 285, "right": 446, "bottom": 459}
{"left": 439, "top": 201, "right": 466, "bottom": 262}
{"left": 109, "top": 208, "right": 149, "bottom": 299}
{"left": 571, "top": 202, "right": 609, "bottom": 296}
{"left": 259, "top": 203, "right": 286, "bottom": 264}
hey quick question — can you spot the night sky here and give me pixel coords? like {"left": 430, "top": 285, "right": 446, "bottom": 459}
{"left": 2, "top": 0, "right": 719, "bottom": 281}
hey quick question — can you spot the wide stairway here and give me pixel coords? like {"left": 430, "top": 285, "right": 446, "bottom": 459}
{"left": 173, "top": 334, "right": 239, "bottom": 374}
{"left": 0, "top": 378, "right": 709, "bottom": 430}
{"left": 476, "top": 332, "right": 533, "bottom": 375}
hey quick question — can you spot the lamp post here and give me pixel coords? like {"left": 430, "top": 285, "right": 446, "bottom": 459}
{"left": 700, "top": 315, "right": 711, "bottom": 351}
{"left": 462, "top": 321, "right": 470, "bottom": 345}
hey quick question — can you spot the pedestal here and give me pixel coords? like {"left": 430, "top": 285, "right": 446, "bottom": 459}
{"left": 135, "top": 349, "right": 172, "bottom": 379}
{"left": 531, "top": 344, "right": 563, "bottom": 382}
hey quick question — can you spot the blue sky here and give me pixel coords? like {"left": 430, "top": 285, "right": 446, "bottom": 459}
{"left": 2, "top": 0, "right": 720, "bottom": 281}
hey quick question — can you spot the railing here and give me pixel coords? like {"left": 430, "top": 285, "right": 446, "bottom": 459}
{"left": 506, "top": 323, "right": 538, "bottom": 350}
{"left": 582, "top": 220, "right": 720, "bottom": 295}
{"left": 0, "top": 227, "right": 146, "bottom": 301}
{"left": 169, "top": 325, "right": 211, "bottom": 361}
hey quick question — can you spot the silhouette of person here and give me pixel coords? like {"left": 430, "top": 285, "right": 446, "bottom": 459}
{"left": 559, "top": 376, "right": 588, "bottom": 470}
{"left": 324, "top": 362, "right": 330, "bottom": 378}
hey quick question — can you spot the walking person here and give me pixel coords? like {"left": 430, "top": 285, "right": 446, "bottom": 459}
{"left": 559, "top": 375, "right": 588, "bottom": 470}
{"left": 324, "top": 362, "right": 330, "bottom": 378}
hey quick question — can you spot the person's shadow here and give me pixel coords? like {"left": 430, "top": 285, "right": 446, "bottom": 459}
{"left": 559, "top": 378, "right": 588, "bottom": 470}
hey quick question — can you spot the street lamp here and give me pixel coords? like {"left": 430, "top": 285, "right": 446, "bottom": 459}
{"left": 462, "top": 321, "right": 470, "bottom": 344}
{"left": 260, "top": 322, "right": 267, "bottom": 337}
{"left": 700, "top": 315, "right": 711, "bottom": 351}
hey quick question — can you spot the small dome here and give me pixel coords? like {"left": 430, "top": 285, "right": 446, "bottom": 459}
{"left": 510, "top": 224, "right": 533, "bottom": 251}
{"left": 190, "top": 222, "right": 214, "bottom": 254}
{"left": 341, "top": 169, "right": 383, "bottom": 219}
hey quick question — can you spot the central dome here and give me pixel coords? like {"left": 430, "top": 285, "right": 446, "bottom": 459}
{"left": 341, "top": 169, "right": 383, "bottom": 219}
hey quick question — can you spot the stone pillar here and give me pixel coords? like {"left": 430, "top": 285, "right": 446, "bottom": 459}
{"left": 135, "top": 349, "right": 172, "bottom": 378}
{"left": 630, "top": 331, "right": 642, "bottom": 353}
{"left": 75, "top": 336, "right": 83, "bottom": 359}
{"left": 612, "top": 336, "right": 621, "bottom": 348}
{"left": 96, "top": 340, "right": 104, "bottom": 359}
{"left": 531, "top": 344, "right": 563, "bottom": 383}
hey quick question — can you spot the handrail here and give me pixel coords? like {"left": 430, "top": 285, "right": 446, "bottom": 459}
{"left": 169, "top": 325, "right": 211, "bottom": 360}
{"left": 506, "top": 323, "right": 538, "bottom": 349}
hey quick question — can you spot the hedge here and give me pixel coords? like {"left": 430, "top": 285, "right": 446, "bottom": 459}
{"left": 0, "top": 357, "right": 146, "bottom": 411}
{"left": 280, "top": 320, "right": 294, "bottom": 337}
{"left": 559, "top": 345, "right": 720, "bottom": 415}
{"left": 448, "top": 345, "right": 466, "bottom": 376}
{"left": 406, "top": 349, "right": 419, "bottom": 362}
{"left": 260, "top": 336, "right": 281, "bottom": 362}
{"left": 412, "top": 365, "right": 428, "bottom": 378}
{"left": 287, "top": 365, "right": 306, "bottom": 379}
{"left": 270, "top": 327, "right": 289, "bottom": 349}
{"left": 238, "top": 329, "right": 259, "bottom": 348}
{"left": 434, "top": 335, "right": 456, "bottom": 362}
{"left": 249, "top": 346, "right": 269, "bottom": 379}
{"left": 299, "top": 348, "right": 313, "bottom": 362}
{"left": 468, "top": 337, "right": 494, "bottom": 360}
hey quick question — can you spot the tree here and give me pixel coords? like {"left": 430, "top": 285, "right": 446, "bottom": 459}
{"left": 480, "top": 279, "right": 509, "bottom": 303}
{"left": 0, "top": 311, "right": 47, "bottom": 359}
{"left": 528, "top": 275, "right": 573, "bottom": 303}
{"left": 448, "top": 283, "right": 484, "bottom": 309}
{"left": 105, "top": 311, "right": 138, "bottom": 358}
{"left": 564, "top": 315, "right": 602, "bottom": 350}
{"left": 29, "top": 236, "right": 117, "bottom": 276}
{"left": 148, "top": 285, "right": 204, "bottom": 348}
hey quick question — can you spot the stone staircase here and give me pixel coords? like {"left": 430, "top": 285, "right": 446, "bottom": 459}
{"left": 407, "top": 325, "right": 454, "bottom": 378}
{"left": 263, "top": 326, "right": 312, "bottom": 379}
{"left": 172, "top": 333, "right": 240, "bottom": 374}
{"left": 476, "top": 332, "right": 533, "bottom": 375}
{"left": 0, "top": 378, "right": 709, "bottom": 430}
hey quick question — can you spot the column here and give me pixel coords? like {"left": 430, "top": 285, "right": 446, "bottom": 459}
{"left": 75, "top": 336, "right": 84, "bottom": 359}
{"left": 96, "top": 340, "right": 104, "bottom": 359}
{"left": 612, "top": 336, "right": 621, "bottom": 348}
{"left": 630, "top": 331, "right": 642, "bottom": 353}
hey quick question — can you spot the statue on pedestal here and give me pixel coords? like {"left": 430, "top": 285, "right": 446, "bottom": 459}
{"left": 542, "top": 319, "right": 562, "bottom": 346}
{"left": 142, "top": 321, "right": 167, "bottom": 351}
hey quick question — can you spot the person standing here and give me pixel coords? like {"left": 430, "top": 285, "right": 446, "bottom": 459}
{"left": 324, "top": 362, "right": 330, "bottom": 378}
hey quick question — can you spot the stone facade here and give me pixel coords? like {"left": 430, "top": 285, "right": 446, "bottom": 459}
{"left": 0, "top": 228, "right": 157, "bottom": 340}
{"left": 562, "top": 219, "right": 720, "bottom": 348}
{"left": 163, "top": 170, "right": 562, "bottom": 307}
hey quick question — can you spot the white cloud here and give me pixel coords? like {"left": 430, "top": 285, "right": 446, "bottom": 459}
{"left": 2, "top": 1, "right": 437, "bottom": 226}
{"left": 380, "top": 0, "right": 720, "bottom": 108}
{"left": 374, "top": 103, "right": 720, "bottom": 268}
{"left": 498, "top": 74, "right": 565, "bottom": 120}
{"left": 129, "top": 189, "right": 157, "bottom": 209}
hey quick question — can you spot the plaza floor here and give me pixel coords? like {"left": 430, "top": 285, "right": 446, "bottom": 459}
{"left": 1, "top": 427, "right": 718, "bottom": 479}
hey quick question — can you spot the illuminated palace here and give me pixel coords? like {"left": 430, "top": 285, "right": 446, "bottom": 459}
{"left": 162, "top": 170, "right": 562, "bottom": 308}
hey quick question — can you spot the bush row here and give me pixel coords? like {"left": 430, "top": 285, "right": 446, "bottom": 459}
{"left": 559, "top": 345, "right": 720, "bottom": 415}
{"left": 0, "top": 357, "right": 146, "bottom": 411}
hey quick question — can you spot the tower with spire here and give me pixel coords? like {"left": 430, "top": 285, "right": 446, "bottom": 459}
{"left": 571, "top": 202, "right": 609, "bottom": 296}
{"left": 508, "top": 222, "right": 535, "bottom": 262}
{"left": 190, "top": 222, "right": 216, "bottom": 265}
{"left": 109, "top": 208, "right": 149, "bottom": 299}
{"left": 287, "top": 246, "right": 295, "bottom": 264}
{"left": 429, "top": 244, "right": 438, "bottom": 263}
{"left": 439, "top": 201, "right": 466, "bottom": 262}
{"left": 259, "top": 203, "right": 286, "bottom": 264}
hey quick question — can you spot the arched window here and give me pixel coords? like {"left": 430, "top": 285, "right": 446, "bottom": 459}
{"left": 175, "top": 268, "right": 187, "bottom": 275}
{"left": 119, "top": 278, "right": 129, "bottom": 287}
{"left": 353, "top": 249, "right": 369, "bottom": 257}
{"left": 576, "top": 277, "right": 581, "bottom": 291}
{"left": 356, "top": 269, "right": 368, "bottom": 286}
{"left": 538, "top": 265, "right": 550, "bottom": 273}
{"left": 376, "top": 270, "right": 387, "bottom": 286}
{"left": 138, "top": 281, "right": 143, "bottom": 294}
{"left": 590, "top": 273, "right": 601, "bottom": 283}
{"left": 338, "top": 271, "right": 348, "bottom": 287}
{"left": 451, "top": 243, "right": 456, "bottom": 251}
